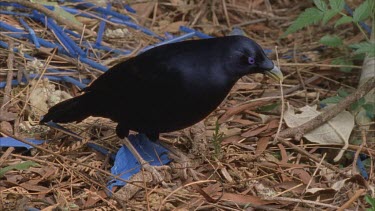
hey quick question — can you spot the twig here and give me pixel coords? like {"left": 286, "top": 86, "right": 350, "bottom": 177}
{"left": 2, "top": 0, "right": 96, "bottom": 37}
{"left": 0, "top": 39, "right": 14, "bottom": 121}
{"left": 279, "top": 77, "right": 375, "bottom": 140}
{"left": 337, "top": 189, "right": 365, "bottom": 211}
{"left": 264, "top": 196, "right": 340, "bottom": 209}
{"left": 352, "top": 129, "right": 367, "bottom": 174}
{"left": 279, "top": 62, "right": 362, "bottom": 69}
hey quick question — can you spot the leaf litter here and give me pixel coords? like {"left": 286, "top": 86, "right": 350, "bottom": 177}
{"left": 0, "top": 0, "right": 374, "bottom": 210}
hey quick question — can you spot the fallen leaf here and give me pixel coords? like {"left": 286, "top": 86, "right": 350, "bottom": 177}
{"left": 284, "top": 104, "right": 354, "bottom": 161}
{"left": 255, "top": 137, "right": 270, "bottom": 155}
{"left": 222, "top": 193, "right": 273, "bottom": 205}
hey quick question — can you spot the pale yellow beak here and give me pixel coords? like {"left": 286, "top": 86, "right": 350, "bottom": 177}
{"left": 265, "top": 65, "right": 283, "bottom": 81}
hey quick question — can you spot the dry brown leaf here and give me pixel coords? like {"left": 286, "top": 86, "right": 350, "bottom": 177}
{"left": 221, "top": 135, "right": 243, "bottom": 145}
{"left": 222, "top": 193, "right": 273, "bottom": 205}
{"left": 277, "top": 144, "right": 288, "bottom": 163}
{"left": 255, "top": 137, "right": 270, "bottom": 156}
{"left": 284, "top": 104, "right": 354, "bottom": 162}
{"left": 218, "top": 100, "right": 272, "bottom": 123}
{"left": 275, "top": 181, "right": 306, "bottom": 194}
{"left": 163, "top": 21, "right": 188, "bottom": 33}
{"left": 18, "top": 182, "right": 50, "bottom": 192}
{"left": 291, "top": 169, "right": 312, "bottom": 185}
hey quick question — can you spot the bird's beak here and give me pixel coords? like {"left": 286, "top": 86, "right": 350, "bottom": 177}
{"left": 265, "top": 65, "right": 283, "bottom": 81}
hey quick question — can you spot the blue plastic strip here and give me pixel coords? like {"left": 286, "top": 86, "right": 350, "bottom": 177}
{"left": 124, "top": 4, "right": 136, "bottom": 13}
{"left": 0, "top": 10, "right": 32, "bottom": 17}
{"left": 60, "top": 6, "right": 96, "bottom": 18}
{"left": 79, "top": 57, "right": 108, "bottom": 72}
{"left": 344, "top": 4, "right": 371, "bottom": 35}
{"left": 107, "top": 134, "right": 170, "bottom": 190}
{"left": 19, "top": 17, "right": 40, "bottom": 48}
{"left": 71, "top": 0, "right": 131, "bottom": 21}
{"left": 0, "top": 137, "right": 44, "bottom": 149}
{"left": 179, "top": 26, "right": 213, "bottom": 39}
{"left": 140, "top": 31, "right": 196, "bottom": 53}
{"left": 47, "top": 69, "right": 87, "bottom": 89}
{"left": 357, "top": 155, "right": 369, "bottom": 180}
{"left": 109, "top": 17, "right": 164, "bottom": 40}
{"left": 0, "top": 2, "right": 27, "bottom": 8}
{"left": 63, "top": 28, "right": 81, "bottom": 38}
{"left": 43, "top": 18, "right": 86, "bottom": 57}
{"left": 95, "top": 3, "right": 110, "bottom": 47}
{"left": 87, "top": 143, "right": 115, "bottom": 160}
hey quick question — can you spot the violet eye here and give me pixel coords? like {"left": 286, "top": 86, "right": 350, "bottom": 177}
{"left": 248, "top": 57, "right": 255, "bottom": 64}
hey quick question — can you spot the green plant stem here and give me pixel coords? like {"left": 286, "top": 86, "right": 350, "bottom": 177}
{"left": 339, "top": 12, "right": 370, "bottom": 41}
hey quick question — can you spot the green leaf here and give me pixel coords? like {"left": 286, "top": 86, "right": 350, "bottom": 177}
{"left": 335, "top": 15, "right": 353, "bottom": 27}
{"left": 0, "top": 161, "right": 39, "bottom": 178}
{"left": 314, "top": 0, "right": 328, "bottom": 11}
{"left": 320, "top": 35, "right": 343, "bottom": 47}
{"left": 353, "top": 0, "right": 372, "bottom": 22}
{"left": 322, "top": 9, "right": 339, "bottom": 24}
{"left": 257, "top": 102, "right": 280, "bottom": 112}
{"left": 321, "top": 96, "right": 343, "bottom": 105}
{"left": 350, "top": 42, "right": 375, "bottom": 57}
{"left": 338, "top": 89, "right": 349, "bottom": 97}
{"left": 283, "top": 8, "right": 324, "bottom": 36}
{"left": 331, "top": 58, "right": 354, "bottom": 72}
{"left": 365, "top": 195, "right": 375, "bottom": 208}
{"left": 329, "top": 0, "right": 345, "bottom": 11}
{"left": 350, "top": 97, "right": 366, "bottom": 111}
{"left": 363, "top": 103, "right": 375, "bottom": 118}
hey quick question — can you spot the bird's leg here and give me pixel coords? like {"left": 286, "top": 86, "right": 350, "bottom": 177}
{"left": 121, "top": 137, "right": 167, "bottom": 184}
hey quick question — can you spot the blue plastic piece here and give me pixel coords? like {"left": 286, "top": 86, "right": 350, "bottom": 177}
{"left": 179, "top": 26, "right": 212, "bottom": 39}
{"left": 71, "top": 0, "right": 131, "bottom": 21}
{"left": 107, "top": 134, "right": 170, "bottom": 190}
{"left": 124, "top": 4, "right": 136, "bottom": 13}
{"left": 47, "top": 69, "right": 87, "bottom": 89}
{"left": 140, "top": 31, "right": 196, "bottom": 53}
{"left": 344, "top": 4, "right": 371, "bottom": 35}
{"left": 87, "top": 43, "right": 131, "bottom": 55}
{"left": 19, "top": 17, "right": 40, "bottom": 48}
{"left": 63, "top": 28, "right": 81, "bottom": 38}
{"left": 110, "top": 17, "right": 164, "bottom": 40}
{"left": 229, "top": 27, "right": 245, "bottom": 36}
{"left": 0, "top": 10, "right": 32, "bottom": 17}
{"left": 356, "top": 154, "right": 369, "bottom": 180}
{"left": 80, "top": 57, "right": 108, "bottom": 72}
{"left": 87, "top": 143, "right": 115, "bottom": 160}
{"left": 0, "top": 2, "right": 27, "bottom": 8}
{"left": 0, "top": 137, "right": 44, "bottom": 149}
{"left": 95, "top": 3, "right": 110, "bottom": 47}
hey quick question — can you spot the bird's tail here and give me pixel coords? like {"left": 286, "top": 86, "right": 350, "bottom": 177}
{"left": 40, "top": 93, "right": 94, "bottom": 124}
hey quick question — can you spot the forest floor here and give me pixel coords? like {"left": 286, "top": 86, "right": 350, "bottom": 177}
{"left": 0, "top": 0, "right": 374, "bottom": 210}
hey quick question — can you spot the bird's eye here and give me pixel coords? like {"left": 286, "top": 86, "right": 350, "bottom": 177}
{"left": 248, "top": 57, "right": 255, "bottom": 65}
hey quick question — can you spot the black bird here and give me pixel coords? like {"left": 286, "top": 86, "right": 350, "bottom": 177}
{"left": 41, "top": 35, "right": 282, "bottom": 180}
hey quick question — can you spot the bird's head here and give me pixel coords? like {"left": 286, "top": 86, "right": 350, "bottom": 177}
{"left": 228, "top": 36, "right": 283, "bottom": 82}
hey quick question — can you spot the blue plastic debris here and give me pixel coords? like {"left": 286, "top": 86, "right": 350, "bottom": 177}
{"left": 344, "top": 4, "right": 371, "bottom": 35}
{"left": 140, "top": 31, "right": 196, "bottom": 53}
{"left": 124, "top": 4, "right": 136, "bottom": 13}
{"left": 19, "top": 17, "right": 40, "bottom": 48}
{"left": 95, "top": 3, "right": 110, "bottom": 47}
{"left": 179, "top": 26, "right": 212, "bottom": 39}
{"left": 356, "top": 154, "right": 369, "bottom": 180}
{"left": 0, "top": 137, "right": 44, "bottom": 149}
{"left": 107, "top": 134, "right": 170, "bottom": 190}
